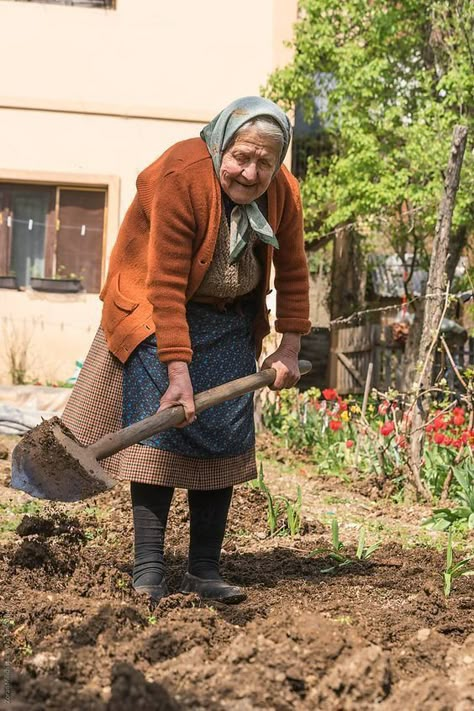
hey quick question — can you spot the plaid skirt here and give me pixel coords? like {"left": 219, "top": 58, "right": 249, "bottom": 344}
{"left": 61, "top": 307, "right": 258, "bottom": 489}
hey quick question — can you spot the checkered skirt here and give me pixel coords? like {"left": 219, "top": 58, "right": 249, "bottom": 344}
{"left": 61, "top": 327, "right": 257, "bottom": 489}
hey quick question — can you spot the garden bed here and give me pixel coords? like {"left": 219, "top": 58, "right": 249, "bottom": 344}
{"left": 0, "top": 433, "right": 473, "bottom": 710}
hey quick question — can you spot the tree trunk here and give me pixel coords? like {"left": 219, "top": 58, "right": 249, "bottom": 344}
{"left": 401, "top": 224, "right": 468, "bottom": 391}
{"left": 330, "top": 227, "right": 366, "bottom": 320}
{"left": 407, "top": 125, "right": 468, "bottom": 500}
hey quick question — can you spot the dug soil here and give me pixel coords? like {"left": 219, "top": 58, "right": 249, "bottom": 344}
{"left": 0, "top": 433, "right": 473, "bottom": 710}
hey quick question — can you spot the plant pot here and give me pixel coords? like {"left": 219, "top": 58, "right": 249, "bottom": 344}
{"left": 30, "top": 277, "right": 83, "bottom": 293}
{"left": 0, "top": 275, "right": 19, "bottom": 289}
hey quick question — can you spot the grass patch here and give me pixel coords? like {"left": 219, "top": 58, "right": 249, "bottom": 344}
{"left": 0, "top": 500, "right": 44, "bottom": 534}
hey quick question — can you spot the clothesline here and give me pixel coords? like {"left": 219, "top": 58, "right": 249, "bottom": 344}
{"left": 0, "top": 215, "right": 103, "bottom": 234}
{"left": 306, "top": 203, "right": 435, "bottom": 246}
{"left": 2, "top": 202, "right": 435, "bottom": 241}
{"left": 330, "top": 289, "right": 473, "bottom": 326}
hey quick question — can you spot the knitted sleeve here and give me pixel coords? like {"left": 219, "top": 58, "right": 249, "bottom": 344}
{"left": 273, "top": 176, "right": 311, "bottom": 335}
{"left": 145, "top": 171, "right": 196, "bottom": 363}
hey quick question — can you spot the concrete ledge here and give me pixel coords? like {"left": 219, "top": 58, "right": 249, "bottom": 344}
{"left": 0, "top": 386, "right": 72, "bottom": 414}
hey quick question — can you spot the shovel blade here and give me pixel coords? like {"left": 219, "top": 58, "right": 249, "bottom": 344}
{"left": 10, "top": 418, "right": 116, "bottom": 502}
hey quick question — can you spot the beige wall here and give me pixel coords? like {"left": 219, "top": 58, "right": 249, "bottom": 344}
{"left": 1, "top": 0, "right": 295, "bottom": 117}
{"left": 0, "top": 0, "right": 298, "bottom": 384}
{"left": 1, "top": 290, "right": 103, "bottom": 385}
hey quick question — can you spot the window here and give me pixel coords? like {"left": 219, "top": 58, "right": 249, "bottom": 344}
{"left": 291, "top": 104, "right": 333, "bottom": 180}
{"left": 0, "top": 183, "right": 107, "bottom": 292}
{"left": 11, "top": 1, "right": 115, "bottom": 8}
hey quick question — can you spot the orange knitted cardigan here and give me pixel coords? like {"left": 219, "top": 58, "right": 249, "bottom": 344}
{"left": 100, "top": 138, "right": 310, "bottom": 364}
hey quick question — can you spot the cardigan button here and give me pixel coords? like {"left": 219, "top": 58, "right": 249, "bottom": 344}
{"left": 199, "top": 258, "right": 207, "bottom": 265}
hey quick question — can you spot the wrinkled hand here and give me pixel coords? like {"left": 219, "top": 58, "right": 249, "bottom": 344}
{"left": 261, "top": 334, "right": 301, "bottom": 391}
{"left": 158, "top": 361, "right": 196, "bottom": 426}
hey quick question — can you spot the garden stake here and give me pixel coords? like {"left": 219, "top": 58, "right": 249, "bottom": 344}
{"left": 354, "top": 361, "right": 373, "bottom": 467}
{"left": 10, "top": 360, "right": 311, "bottom": 502}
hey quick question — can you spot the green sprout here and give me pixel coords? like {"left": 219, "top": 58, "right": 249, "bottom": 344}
{"left": 310, "top": 519, "right": 381, "bottom": 573}
{"left": 443, "top": 530, "right": 474, "bottom": 597}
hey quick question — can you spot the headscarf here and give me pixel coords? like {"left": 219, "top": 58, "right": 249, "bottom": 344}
{"left": 200, "top": 96, "right": 292, "bottom": 263}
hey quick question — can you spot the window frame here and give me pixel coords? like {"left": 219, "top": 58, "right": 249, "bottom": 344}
{"left": 10, "top": 1, "right": 116, "bottom": 9}
{"left": 0, "top": 170, "right": 119, "bottom": 293}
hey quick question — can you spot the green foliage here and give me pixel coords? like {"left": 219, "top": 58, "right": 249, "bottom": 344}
{"left": 443, "top": 530, "right": 474, "bottom": 596}
{"left": 248, "top": 461, "right": 266, "bottom": 491}
{"left": 310, "top": 518, "right": 381, "bottom": 573}
{"left": 0, "top": 500, "right": 43, "bottom": 533}
{"left": 285, "top": 485, "right": 303, "bottom": 536}
{"left": 263, "top": 385, "right": 474, "bottom": 523}
{"left": 423, "top": 458, "right": 474, "bottom": 530}
{"left": 266, "top": 0, "right": 474, "bottom": 251}
{"left": 263, "top": 481, "right": 282, "bottom": 537}
{"left": 249, "top": 463, "right": 304, "bottom": 537}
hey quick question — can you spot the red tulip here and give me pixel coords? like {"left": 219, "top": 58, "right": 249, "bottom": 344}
{"left": 433, "top": 416, "right": 446, "bottom": 430}
{"left": 378, "top": 400, "right": 390, "bottom": 415}
{"left": 322, "top": 388, "right": 338, "bottom": 401}
{"left": 380, "top": 421, "right": 395, "bottom": 436}
{"left": 329, "top": 419, "right": 342, "bottom": 431}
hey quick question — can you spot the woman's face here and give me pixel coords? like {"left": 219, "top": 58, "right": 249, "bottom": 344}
{"left": 219, "top": 126, "right": 281, "bottom": 204}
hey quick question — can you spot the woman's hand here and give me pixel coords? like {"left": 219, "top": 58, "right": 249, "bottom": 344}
{"left": 261, "top": 333, "right": 302, "bottom": 390}
{"left": 158, "top": 361, "right": 196, "bottom": 425}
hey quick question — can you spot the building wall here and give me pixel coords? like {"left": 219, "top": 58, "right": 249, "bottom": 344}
{"left": 0, "top": 0, "right": 298, "bottom": 384}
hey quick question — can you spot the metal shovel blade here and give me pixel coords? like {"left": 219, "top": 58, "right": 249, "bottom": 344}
{"left": 11, "top": 418, "right": 116, "bottom": 502}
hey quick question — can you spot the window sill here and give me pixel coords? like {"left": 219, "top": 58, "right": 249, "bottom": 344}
{"left": 30, "top": 277, "right": 84, "bottom": 293}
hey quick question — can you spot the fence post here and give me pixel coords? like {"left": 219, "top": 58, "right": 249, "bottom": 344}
{"left": 355, "top": 362, "right": 374, "bottom": 467}
{"left": 329, "top": 326, "right": 339, "bottom": 390}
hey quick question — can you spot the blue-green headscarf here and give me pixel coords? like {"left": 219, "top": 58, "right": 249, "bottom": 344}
{"left": 200, "top": 96, "right": 292, "bottom": 263}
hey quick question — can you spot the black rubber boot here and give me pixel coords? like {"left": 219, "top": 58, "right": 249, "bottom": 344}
{"left": 180, "top": 487, "right": 246, "bottom": 604}
{"left": 131, "top": 482, "right": 174, "bottom": 602}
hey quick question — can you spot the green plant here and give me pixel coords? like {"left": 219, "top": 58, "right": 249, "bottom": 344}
{"left": 355, "top": 528, "right": 382, "bottom": 561}
{"left": 311, "top": 519, "right": 350, "bottom": 572}
{"left": 250, "top": 464, "right": 304, "bottom": 537}
{"left": 443, "top": 530, "right": 474, "bottom": 597}
{"left": 262, "top": 483, "right": 283, "bottom": 537}
{"left": 55, "top": 265, "right": 84, "bottom": 280}
{"left": 247, "top": 463, "right": 281, "bottom": 535}
{"left": 248, "top": 461, "right": 266, "bottom": 490}
{"left": 285, "top": 485, "right": 303, "bottom": 536}
{"left": 0, "top": 501, "right": 43, "bottom": 534}
{"left": 310, "top": 519, "right": 381, "bottom": 573}
{"left": 19, "top": 643, "right": 33, "bottom": 656}
{"left": 423, "top": 459, "right": 474, "bottom": 531}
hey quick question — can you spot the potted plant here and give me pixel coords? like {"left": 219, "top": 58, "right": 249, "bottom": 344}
{"left": 0, "top": 272, "right": 19, "bottom": 289}
{"left": 30, "top": 266, "right": 84, "bottom": 293}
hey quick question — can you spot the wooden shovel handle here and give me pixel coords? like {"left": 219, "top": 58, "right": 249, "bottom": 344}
{"left": 89, "top": 359, "right": 312, "bottom": 461}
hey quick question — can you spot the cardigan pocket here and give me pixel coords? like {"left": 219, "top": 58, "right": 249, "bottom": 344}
{"left": 102, "top": 273, "right": 139, "bottom": 333}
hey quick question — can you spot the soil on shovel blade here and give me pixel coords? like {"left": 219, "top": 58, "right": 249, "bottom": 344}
{"left": 1, "top": 432, "right": 474, "bottom": 710}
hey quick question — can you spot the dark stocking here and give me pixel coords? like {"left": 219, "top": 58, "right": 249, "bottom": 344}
{"left": 131, "top": 482, "right": 174, "bottom": 587}
{"left": 187, "top": 487, "right": 233, "bottom": 580}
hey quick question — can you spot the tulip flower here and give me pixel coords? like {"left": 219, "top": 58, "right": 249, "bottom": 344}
{"left": 380, "top": 421, "right": 395, "bottom": 436}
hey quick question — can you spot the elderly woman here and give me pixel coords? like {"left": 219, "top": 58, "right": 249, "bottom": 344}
{"left": 63, "top": 96, "right": 310, "bottom": 605}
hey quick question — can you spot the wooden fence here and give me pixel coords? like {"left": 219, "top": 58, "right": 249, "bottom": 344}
{"left": 328, "top": 324, "right": 474, "bottom": 395}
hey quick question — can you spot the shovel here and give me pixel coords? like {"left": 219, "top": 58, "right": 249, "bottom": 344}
{"left": 10, "top": 360, "right": 311, "bottom": 502}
